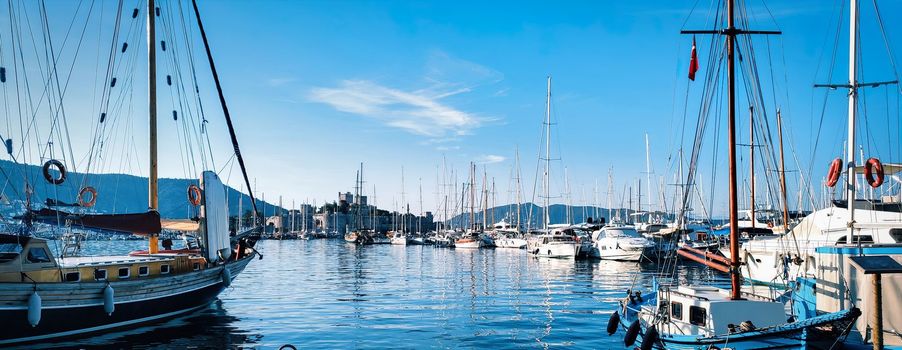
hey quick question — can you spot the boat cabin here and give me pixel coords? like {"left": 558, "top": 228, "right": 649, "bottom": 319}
{"left": 659, "top": 286, "right": 786, "bottom": 337}
{"left": 0, "top": 234, "right": 208, "bottom": 283}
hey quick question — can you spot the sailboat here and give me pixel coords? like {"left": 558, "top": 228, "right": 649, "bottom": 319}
{"left": 526, "top": 76, "right": 578, "bottom": 258}
{"left": 0, "top": 0, "right": 259, "bottom": 344}
{"left": 455, "top": 163, "right": 483, "bottom": 249}
{"left": 732, "top": 1, "right": 902, "bottom": 347}
{"left": 345, "top": 164, "right": 376, "bottom": 245}
{"left": 612, "top": 1, "right": 861, "bottom": 348}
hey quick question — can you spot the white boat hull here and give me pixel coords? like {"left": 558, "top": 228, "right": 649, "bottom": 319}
{"left": 495, "top": 238, "right": 527, "bottom": 249}
{"left": 529, "top": 243, "right": 577, "bottom": 258}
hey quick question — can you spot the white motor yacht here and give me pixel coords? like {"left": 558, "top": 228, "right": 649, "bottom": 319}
{"left": 591, "top": 225, "right": 654, "bottom": 261}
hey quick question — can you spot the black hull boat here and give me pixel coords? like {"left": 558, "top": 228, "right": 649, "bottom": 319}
{"left": 0, "top": 0, "right": 264, "bottom": 345}
{"left": 0, "top": 254, "right": 254, "bottom": 345}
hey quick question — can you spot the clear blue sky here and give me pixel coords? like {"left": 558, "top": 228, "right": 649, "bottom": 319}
{"left": 8, "top": 0, "right": 902, "bottom": 218}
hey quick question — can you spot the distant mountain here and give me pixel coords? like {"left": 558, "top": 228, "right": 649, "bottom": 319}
{"left": 0, "top": 160, "right": 283, "bottom": 219}
{"left": 447, "top": 203, "right": 643, "bottom": 228}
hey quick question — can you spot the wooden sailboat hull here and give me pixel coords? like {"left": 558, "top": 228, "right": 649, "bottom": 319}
{"left": 0, "top": 254, "right": 254, "bottom": 345}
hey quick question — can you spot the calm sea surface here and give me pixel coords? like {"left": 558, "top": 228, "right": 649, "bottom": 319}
{"left": 34, "top": 239, "right": 724, "bottom": 349}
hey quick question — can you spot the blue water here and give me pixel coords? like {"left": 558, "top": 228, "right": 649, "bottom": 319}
{"left": 34, "top": 239, "right": 723, "bottom": 349}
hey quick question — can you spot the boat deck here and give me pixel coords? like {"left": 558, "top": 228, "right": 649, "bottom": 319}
{"left": 58, "top": 255, "right": 175, "bottom": 268}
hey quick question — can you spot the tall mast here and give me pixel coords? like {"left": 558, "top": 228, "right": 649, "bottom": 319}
{"left": 607, "top": 168, "right": 613, "bottom": 223}
{"left": 777, "top": 109, "right": 790, "bottom": 231}
{"left": 482, "top": 167, "right": 487, "bottom": 229}
{"left": 491, "top": 177, "right": 496, "bottom": 225}
{"left": 681, "top": 0, "right": 782, "bottom": 300}
{"left": 749, "top": 106, "right": 755, "bottom": 228}
{"left": 644, "top": 133, "right": 653, "bottom": 213}
{"left": 515, "top": 147, "right": 522, "bottom": 231}
{"left": 565, "top": 167, "right": 571, "bottom": 224}
{"left": 543, "top": 76, "right": 552, "bottom": 230}
{"left": 401, "top": 166, "right": 406, "bottom": 232}
{"left": 417, "top": 178, "right": 423, "bottom": 234}
{"left": 147, "top": 0, "right": 159, "bottom": 253}
{"left": 469, "top": 162, "right": 475, "bottom": 231}
{"left": 845, "top": 0, "right": 858, "bottom": 244}
{"left": 148, "top": 0, "right": 158, "bottom": 211}
{"left": 725, "top": 0, "right": 741, "bottom": 301}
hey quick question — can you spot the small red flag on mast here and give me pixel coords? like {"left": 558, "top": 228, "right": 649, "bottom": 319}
{"left": 688, "top": 36, "right": 699, "bottom": 81}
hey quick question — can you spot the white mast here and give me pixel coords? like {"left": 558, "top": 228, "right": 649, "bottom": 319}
{"left": 417, "top": 178, "right": 423, "bottom": 234}
{"left": 401, "top": 166, "right": 406, "bottom": 233}
{"left": 845, "top": 0, "right": 858, "bottom": 244}
{"left": 644, "top": 133, "right": 654, "bottom": 213}
{"left": 543, "top": 75, "right": 552, "bottom": 230}
{"left": 515, "top": 147, "right": 522, "bottom": 231}
{"left": 565, "top": 167, "right": 571, "bottom": 224}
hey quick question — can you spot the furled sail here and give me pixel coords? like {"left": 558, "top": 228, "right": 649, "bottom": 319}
{"left": 26, "top": 208, "right": 162, "bottom": 234}
{"left": 201, "top": 171, "right": 230, "bottom": 262}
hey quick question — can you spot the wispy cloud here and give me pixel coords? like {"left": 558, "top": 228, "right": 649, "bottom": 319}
{"left": 309, "top": 80, "right": 485, "bottom": 138}
{"left": 266, "top": 77, "right": 296, "bottom": 87}
{"left": 308, "top": 51, "right": 502, "bottom": 140}
{"left": 477, "top": 155, "right": 506, "bottom": 164}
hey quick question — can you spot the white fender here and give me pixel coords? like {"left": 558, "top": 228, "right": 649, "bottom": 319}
{"left": 221, "top": 266, "right": 232, "bottom": 287}
{"left": 27, "top": 291, "right": 41, "bottom": 327}
{"left": 103, "top": 285, "right": 115, "bottom": 315}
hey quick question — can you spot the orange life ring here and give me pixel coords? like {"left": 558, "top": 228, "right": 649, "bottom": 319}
{"left": 78, "top": 186, "right": 97, "bottom": 207}
{"left": 826, "top": 158, "right": 842, "bottom": 187}
{"left": 187, "top": 185, "right": 202, "bottom": 206}
{"left": 864, "top": 157, "right": 884, "bottom": 188}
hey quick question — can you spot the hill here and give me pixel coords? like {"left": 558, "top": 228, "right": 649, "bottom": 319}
{"left": 0, "top": 160, "right": 283, "bottom": 219}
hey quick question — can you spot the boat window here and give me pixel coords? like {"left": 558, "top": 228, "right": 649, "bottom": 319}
{"left": 193, "top": 262, "right": 200, "bottom": 271}
{"left": 138, "top": 266, "right": 149, "bottom": 276}
{"left": 890, "top": 229, "right": 902, "bottom": 243}
{"left": 26, "top": 247, "right": 52, "bottom": 263}
{"left": 160, "top": 264, "right": 171, "bottom": 274}
{"left": 94, "top": 269, "right": 107, "bottom": 281}
{"left": 835, "top": 235, "right": 874, "bottom": 244}
{"left": 64, "top": 271, "right": 80, "bottom": 282}
{"left": 689, "top": 306, "right": 706, "bottom": 326}
{"left": 118, "top": 267, "right": 130, "bottom": 279}
{"left": 0, "top": 243, "right": 22, "bottom": 262}
{"left": 670, "top": 301, "right": 683, "bottom": 320}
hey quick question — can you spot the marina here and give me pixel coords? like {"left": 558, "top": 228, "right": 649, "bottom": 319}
{"left": 0, "top": 0, "right": 901, "bottom": 349}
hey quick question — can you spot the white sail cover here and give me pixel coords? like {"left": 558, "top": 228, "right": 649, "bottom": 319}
{"left": 201, "top": 171, "right": 231, "bottom": 262}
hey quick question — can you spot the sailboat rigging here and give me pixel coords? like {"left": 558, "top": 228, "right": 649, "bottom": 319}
{"left": 0, "top": 0, "right": 261, "bottom": 344}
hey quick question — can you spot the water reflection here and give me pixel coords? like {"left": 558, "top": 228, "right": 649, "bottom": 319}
{"left": 30, "top": 301, "right": 255, "bottom": 350}
{"left": 28, "top": 239, "right": 722, "bottom": 349}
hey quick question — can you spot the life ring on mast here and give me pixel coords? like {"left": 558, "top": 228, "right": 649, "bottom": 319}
{"left": 78, "top": 186, "right": 98, "bottom": 207}
{"left": 825, "top": 158, "right": 842, "bottom": 188}
{"left": 864, "top": 157, "right": 885, "bottom": 188}
{"left": 42, "top": 159, "right": 67, "bottom": 185}
{"left": 187, "top": 185, "right": 202, "bottom": 206}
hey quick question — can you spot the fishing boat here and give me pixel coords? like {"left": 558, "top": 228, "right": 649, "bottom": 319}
{"left": 611, "top": 1, "right": 862, "bottom": 348}
{"left": 0, "top": 0, "right": 260, "bottom": 344}
{"left": 591, "top": 225, "right": 654, "bottom": 261}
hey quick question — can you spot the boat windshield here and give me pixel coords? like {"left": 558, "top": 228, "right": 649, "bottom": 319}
{"left": 605, "top": 228, "right": 641, "bottom": 238}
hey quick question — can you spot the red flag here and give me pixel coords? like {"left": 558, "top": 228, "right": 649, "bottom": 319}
{"left": 688, "top": 37, "right": 699, "bottom": 81}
